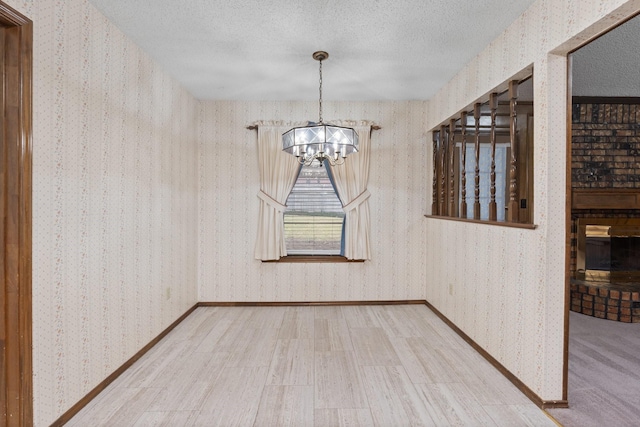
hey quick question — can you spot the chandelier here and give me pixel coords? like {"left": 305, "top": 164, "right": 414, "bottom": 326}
{"left": 282, "top": 51, "right": 358, "bottom": 166}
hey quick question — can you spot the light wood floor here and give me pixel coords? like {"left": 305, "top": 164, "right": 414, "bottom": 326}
{"left": 67, "top": 305, "right": 557, "bottom": 426}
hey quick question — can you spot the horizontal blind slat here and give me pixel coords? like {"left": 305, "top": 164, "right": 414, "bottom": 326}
{"left": 284, "top": 164, "right": 344, "bottom": 255}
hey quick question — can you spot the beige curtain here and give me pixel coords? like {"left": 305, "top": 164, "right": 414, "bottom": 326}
{"left": 327, "top": 122, "right": 374, "bottom": 260}
{"left": 254, "top": 123, "right": 302, "bottom": 260}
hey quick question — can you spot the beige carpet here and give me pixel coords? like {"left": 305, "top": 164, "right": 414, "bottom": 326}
{"left": 547, "top": 311, "right": 640, "bottom": 427}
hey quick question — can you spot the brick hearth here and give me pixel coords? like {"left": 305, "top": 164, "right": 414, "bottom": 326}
{"left": 571, "top": 281, "right": 640, "bottom": 323}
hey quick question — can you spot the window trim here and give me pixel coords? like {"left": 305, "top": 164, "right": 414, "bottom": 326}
{"left": 284, "top": 162, "right": 345, "bottom": 256}
{"left": 262, "top": 255, "right": 365, "bottom": 263}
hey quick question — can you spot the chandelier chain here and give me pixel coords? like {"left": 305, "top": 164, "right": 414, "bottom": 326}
{"left": 318, "top": 58, "right": 323, "bottom": 124}
{"left": 282, "top": 51, "right": 358, "bottom": 167}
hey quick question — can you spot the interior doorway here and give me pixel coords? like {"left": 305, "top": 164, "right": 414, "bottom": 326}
{"left": 0, "top": 2, "right": 33, "bottom": 426}
{"left": 550, "top": 12, "right": 640, "bottom": 427}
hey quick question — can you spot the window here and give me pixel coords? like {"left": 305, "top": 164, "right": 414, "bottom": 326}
{"left": 253, "top": 122, "right": 372, "bottom": 262}
{"left": 284, "top": 162, "right": 344, "bottom": 255}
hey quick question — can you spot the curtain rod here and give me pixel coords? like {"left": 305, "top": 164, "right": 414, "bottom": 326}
{"left": 246, "top": 125, "right": 381, "bottom": 130}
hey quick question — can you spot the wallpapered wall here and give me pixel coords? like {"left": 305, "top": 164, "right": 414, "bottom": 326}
{"left": 5, "top": 0, "right": 200, "bottom": 425}
{"left": 425, "top": 0, "right": 640, "bottom": 402}
{"left": 6, "top": 0, "right": 640, "bottom": 423}
{"left": 198, "top": 101, "right": 428, "bottom": 302}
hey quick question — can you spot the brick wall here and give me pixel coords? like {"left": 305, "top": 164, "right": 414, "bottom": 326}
{"left": 571, "top": 101, "right": 640, "bottom": 189}
{"left": 570, "top": 100, "right": 640, "bottom": 277}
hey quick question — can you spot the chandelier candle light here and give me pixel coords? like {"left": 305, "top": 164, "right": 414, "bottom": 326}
{"left": 282, "top": 51, "right": 359, "bottom": 166}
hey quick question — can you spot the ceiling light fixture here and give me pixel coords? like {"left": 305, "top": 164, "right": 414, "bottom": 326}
{"left": 282, "top": 51, "right": 358, "bottom": 166}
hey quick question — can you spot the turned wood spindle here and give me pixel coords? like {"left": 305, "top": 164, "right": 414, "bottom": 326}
{"left": 448, "top": 118, "right": 456, "bottom": 216}
{"left": 460, "top": 111, "right": 468, "bottom": 218}
{"left": 488, "top": 93, "right": 498, "bottom": 221}
{"left": 432, "top": 131, "right": 439, "bottom": 214}
{"left": 473, "top": 103, "right": 481, "bottom": 220}
{"left": 507, "top": 80, "right": 519, "bottom": 222}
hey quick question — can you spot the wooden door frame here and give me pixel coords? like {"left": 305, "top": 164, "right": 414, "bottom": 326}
{"left": 563, "top": 11, "right": 640, "bottom": 409}
{"left": 1, "top": 2, "right": 32, "bottom": 426}
{"left": 562, "top": 53, "right": 572, "bottom": 405}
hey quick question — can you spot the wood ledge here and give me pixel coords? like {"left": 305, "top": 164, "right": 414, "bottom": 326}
{"left": 424, "top": 214, "right": 537, "bottom": 230}
{"left": 572, "top": 188, "right": 640, "bottom": 210}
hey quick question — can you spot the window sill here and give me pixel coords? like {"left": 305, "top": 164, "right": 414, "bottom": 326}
{"left": 263, "top": 255, "right": 365, "bottom": 263}
{"left": 424, "top": 214, "right": 537, "bottom": 230}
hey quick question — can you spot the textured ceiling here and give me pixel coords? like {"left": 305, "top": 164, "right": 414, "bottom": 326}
{"left": 572, "top": 14, "right": 640, "bottom": 97}
{"left": 87, "top": 0, "right": 538, "bottom": 101}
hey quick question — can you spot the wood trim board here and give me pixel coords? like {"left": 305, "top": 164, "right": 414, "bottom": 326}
{"left": 563, "top": 55, "right": 572, "bottom": 403}
{"left": 571, "top": 189, "right": 640, "bottom": 210}
{"left": 54, "top": 299, "right": 566, "bottom": 424}
{"left": 0, "top": 3, "right": 33, "bottom": 426}
{"left": 423, "top": 300, "right": 568, "bottom": 409}
{"left": 49, "top": 304, "right": 199, "bottom": 427}
{"left": 198, "top": 300, "right": 425, "bottom": 307}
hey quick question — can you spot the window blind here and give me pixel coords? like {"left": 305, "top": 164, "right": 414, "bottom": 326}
{"left": 284, "top": 164, "right": 344, "bottom": 255}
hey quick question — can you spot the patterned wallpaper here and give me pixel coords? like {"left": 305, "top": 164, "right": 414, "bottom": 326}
{"left": 425, "top": 0, "right": 640, "bottom": 402}
{"left": 6, "top": 0, "right": 640, "bottom": 423}
{"left": 5, "top": 0, "right": 200, "bottom": 425}
{"left": 198, "top": 101, "right": 428, "bottom": 302}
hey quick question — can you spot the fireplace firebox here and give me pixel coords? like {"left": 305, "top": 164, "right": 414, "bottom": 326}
{"left": 576, "top": 218, "right": 640, "bottom": 281}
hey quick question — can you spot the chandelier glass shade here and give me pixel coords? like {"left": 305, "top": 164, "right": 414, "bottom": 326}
{"left": 282, "top": 51, "right": 358, "bottom": 166}
{"left": 282, "top": 123, "right": 359, "bottom": 165}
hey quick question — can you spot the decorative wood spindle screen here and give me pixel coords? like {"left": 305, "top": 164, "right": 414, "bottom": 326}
{"left": 432, "top": 131, "right": 438, "bottom": 214}
{"left": 439, "top": 124, "right": 446, "bottom": 216}
{"left": 429, "top": 77, "right": 534, "bottom": 225}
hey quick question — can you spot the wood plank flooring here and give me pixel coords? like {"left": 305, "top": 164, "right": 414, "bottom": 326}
{"left": 547, "top": 311, "right": 640, "bottom": 427}
{"left": 67, "top": 305, "right": 556, "bottom": 426}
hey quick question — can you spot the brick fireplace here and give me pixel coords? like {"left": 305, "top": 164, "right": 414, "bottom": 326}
{"left": 570, "top": 98, "right": 640, "bottom": 322}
